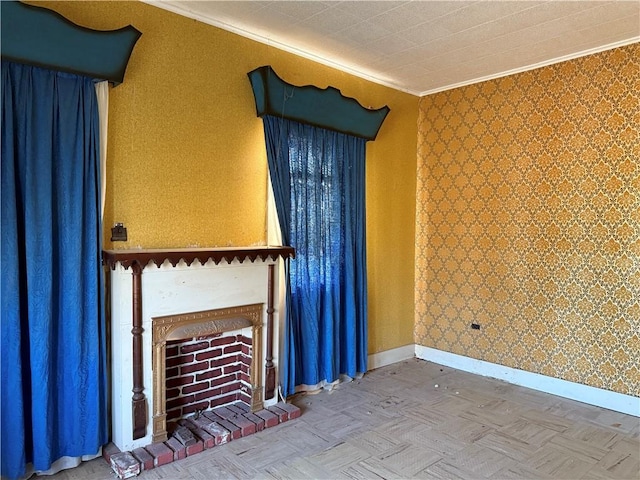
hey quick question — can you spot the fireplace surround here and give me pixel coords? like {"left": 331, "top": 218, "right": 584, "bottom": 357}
{"left": 151, "top": 303, "right": 263, "bottom": 442}
{"left": 103, "top": 247, "right": 294, "bottom": 451}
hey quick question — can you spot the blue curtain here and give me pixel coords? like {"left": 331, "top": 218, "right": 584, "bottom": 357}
{"left": 1, "top": 61, "right": 107, "bottom": 479}
{"left": 263, "top": 115, "right": 368, "bottom": 396}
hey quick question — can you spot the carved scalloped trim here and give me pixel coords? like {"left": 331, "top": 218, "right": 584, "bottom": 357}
{"left": 102, "top": 247, "right": 295, "bottom": 270}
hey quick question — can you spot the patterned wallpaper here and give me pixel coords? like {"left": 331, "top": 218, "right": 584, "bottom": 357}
{"left": 415, "top": 44, "right": 639, "bottom": 396}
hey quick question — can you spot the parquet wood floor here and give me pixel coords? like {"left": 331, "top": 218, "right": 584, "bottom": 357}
{"left": 49, "top": 358, "right": 639, "bottom": 479}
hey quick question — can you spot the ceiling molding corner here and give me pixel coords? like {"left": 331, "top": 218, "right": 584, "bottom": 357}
{"left": 418, "top": 36, "right": 640, "bottom": 97}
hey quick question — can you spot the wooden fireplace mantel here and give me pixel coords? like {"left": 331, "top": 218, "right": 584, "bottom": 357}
{"left": 102, "top": 246, "right": 295, "bottom": 270}
{"left": 102, "top": 246, "right": 294, "bottom": 441}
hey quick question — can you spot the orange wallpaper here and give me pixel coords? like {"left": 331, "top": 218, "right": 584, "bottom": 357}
{"left": 415, "top": 44, "right": 639, "bottom": 396}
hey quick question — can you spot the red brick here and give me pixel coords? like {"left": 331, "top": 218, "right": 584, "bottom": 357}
{"left": 179, "top": 419, "right": 214, "bottom": 449}
{"left": 211, "top": 374, "right": 239, "bottom": 388}
{"left": 238, "top": 391, "right": 252, "bottom": 405}
{"left": 233, "top": 402, "right": 250, "bottom": 413}
{"left": 209, "top": 394, "right": 238, "bottom": 408}
{"left": 166, "top": 374, "right": 194, "bottom": 388}
{"left": 182, "top": 381, "right": 209, "bottom": 394}
{"left": 181, "top": 361, "right": 209, "bottom": 374}
{"left": 224, "top": 344, "right": 242, "bottom": 354}
{"left": 196, "top": 368, "right": 223, "bottom": 381}
{"left": 165, "top": 437, "right": 186, "bottom": 461}
{"left": 230, "top": 416, "right": 256, "bottom": 436}
{"left": 276, "top": 402, "right": 302, "bottom": 419}
{"left": 167, "top": 354, "right": 194, "bottom": 368}
{"left": 240, "top": 335, "right": 252, "bottom": 345}
{"left": 267, "top": 405, "right": 289, "bottom": 422}
{"left": 212, "top": 405, "right": 238, "bottom": 420}
{"left": 173, "top": 425, "right": 198, "bottom": 446}
{"left": 204, "top": 412, "right": 242, "bottom": 440}
{"left": 241, "top": 344, "right": 251, "bottom": 355}
{"left": 191, "top": 416, "right": 231, "bottom": 445}
{"left": 227, "top": 403, "right": 247, "bottom": 415}
{"left": 181, "top": 341, "right": 210, "bottom": 354}
{"left": 182, "top": 401, "right": 209, "bottom": 415}
{"left": 211, "top": 355, "right": 238, "bottom": 368}
{"left": 254, "top": 408, "right": 279, "bottom": 428}
{"left": 110, "top": 452, "right": 140, "bottom": 479}
{"left": 224, "top": 364, "right": 242, "bottom": 374}
{"left": 239, "top": 354, "right": 251, "bottom": 366}
{"left": 195, "top": 348, "right": 223, "bottom": 361}
{"left": 132, "top": 447, "right": 154, "bottom": 471}
{"left": 165, "top": 367, "right": 179, "bottom": 378}
{"left": 165, "top": 388, "right": 180, "bottom": 400}
{"left": 223, "top": 382, "right": 242, "bottom": 395}
{"left": 167, "top": 394, "right": 194, "bottom": 410}
{"left": 211, "top": 336, "right": 235, "bottom": 347}
{"left": 145, "top": 442, "right": 174, "bottom": 467}
{"left": 208, "top": 422, "right": 231, "bottom": 445}
{"left": 186, "top": 440, "right": 204, "bottom": 456}
{"left": 243, "top": 412, "right": 265, "bottom": 431}
{"left": 165, "top": 345, "right": 179, "bottom": 357}
{"left": 196, "top": 383, "right": 240, "bottom": 402}
{"left": 102, "top": 442, "right": 121, "bottom": 463}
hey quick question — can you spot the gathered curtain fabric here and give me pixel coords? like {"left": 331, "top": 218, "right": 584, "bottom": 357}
{"left": 262, "top": 115, "right": 368, "bottom": 396}
{"left": 1, "top": 60, "right": 107, "bottom": 479}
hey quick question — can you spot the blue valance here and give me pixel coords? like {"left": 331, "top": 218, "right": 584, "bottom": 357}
{"left": 1, "top": 1, "right": 140, "bottom": 84}
{"left": 248, "top": 66, "right": 390, "bottom": 140}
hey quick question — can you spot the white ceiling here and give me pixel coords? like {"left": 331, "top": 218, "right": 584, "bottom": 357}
{"left": 148, "top": 1, "right": 640, "bottom": 96}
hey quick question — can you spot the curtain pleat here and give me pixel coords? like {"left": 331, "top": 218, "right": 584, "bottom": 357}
{"left": 263, "top": 115, "right": 368, "bottom": 396}
{"left": 1, "top": 60, "right": 107, "bottom": 480}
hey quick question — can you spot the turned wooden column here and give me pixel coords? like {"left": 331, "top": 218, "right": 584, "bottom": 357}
{"left": 131, "top": 261, "right": 147, "bottom": 439}
{"left": 265, "top": 264, "right": 276, "bottom": 400}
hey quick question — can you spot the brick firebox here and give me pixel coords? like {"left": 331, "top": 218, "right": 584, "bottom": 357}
{"left": 152, "top": 303, "right": 264, "bottom": 443}
{"left": 165, "top": 332, "right": 253, "bottom": 432}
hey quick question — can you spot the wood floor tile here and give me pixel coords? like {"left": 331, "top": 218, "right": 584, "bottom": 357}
{"left": 396, "top": 421, "right": 469, "bottom": 456}
{"left": 47, "top": 359, "right": 640, "bottom": 480}
{"left": 345, "top": 430, "right": 402, "bottom": 456}
{"left": 305, "top": 441, "right": 371, "bottom": 473}
{"left": 523, "top": 444, "right": 595, "bottom": 478}
{"left": 374, "top": 443, "right": 442, "bottom": 477}
{"left": 596, "top": 438, "right": 640, "bottom": 479}
{"left": 548, "top": 433, "right": 610, "bottom": 463}
{"left": 498, "top": 418, "right": 558, "bottom": 447}
{"left": 419, "top": 459, "right": 488, "bottom": 479}
{"left": 444, "top": 443, "right": 518, "bottom": 477}
{"left": 474, "top": 431, "right": 540, "bottom": 461}
{"left": 341, "top": 457, "right": 406, "bottom": 479}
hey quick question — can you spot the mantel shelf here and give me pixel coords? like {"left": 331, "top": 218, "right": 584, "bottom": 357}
{"left": 102, "top": 246, "right": 295, "bottom": 270}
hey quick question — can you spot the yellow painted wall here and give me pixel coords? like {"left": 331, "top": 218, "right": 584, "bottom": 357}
{"left": 416, "top": 45, "right": 640, "bottom": 396}
{"left": 35, "top": 1, "right": 418, "bottom": 354}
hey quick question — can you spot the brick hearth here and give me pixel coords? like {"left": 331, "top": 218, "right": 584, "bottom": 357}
{"left": 104, "top": 401, "right": 301, "bottom": 479}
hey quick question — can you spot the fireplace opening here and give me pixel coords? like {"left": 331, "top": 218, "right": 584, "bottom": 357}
{"left": 152, "top": 303, "right": 264, "bottom": 443}
{"left": 165, "top": 332, "right": 253, "bottom": 433}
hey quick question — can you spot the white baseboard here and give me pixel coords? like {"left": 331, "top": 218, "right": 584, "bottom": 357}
{"left": 415, "top": 345, "right": 640, "bottom": 417}
{"left": 368, "top": 344, "right": 415, "bottom": 370}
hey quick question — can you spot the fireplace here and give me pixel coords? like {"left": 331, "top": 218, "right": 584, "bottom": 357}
{"left": 103, "top": 247, "right": 294, "bottom": 451}
{"left": 151, "top": 303, "right": 263, "bottom": 442}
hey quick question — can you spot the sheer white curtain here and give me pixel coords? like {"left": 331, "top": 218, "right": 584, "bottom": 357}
{"left": 95, "top": 81, "right": 109, "bottom": 220}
